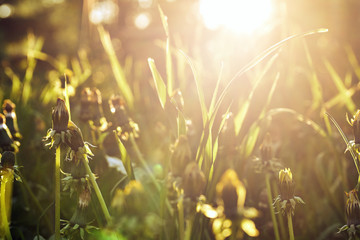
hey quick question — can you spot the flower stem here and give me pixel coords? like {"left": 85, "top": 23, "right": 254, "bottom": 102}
{"left": 82, "top": 155, "right": 111, "bottom": 223}
{"left": 287, "top": 212, "right": 295, "bottom": 240}
{"left": 1, "top": 171, "right": 13, "bottom": 240}
{"left": 265, "top": 173, "right": 281, "bottom": 240}
{"left": 55, "top": 147, "right": 61, "bottom": 240}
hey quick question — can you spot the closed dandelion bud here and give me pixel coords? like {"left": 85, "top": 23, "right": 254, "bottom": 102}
{"left": 346, "top": 190, "right": 360, "bottom": 226}
{"left": 109, "top": 95, "right": 129, "bottom": 127}
{"left": 279, "top": 168, "right": 294, "bottom": 200}
{"left": 216, "top": 169, "right": 246, "bottom": 219}
{"left": 80, "top": 88, "right": 105, "bottom": 125}
{"left": 52, "top": 98, "right": 69, "bottom": 133}
{"left": 170, "top": 135, "right": 192, "bottom": 177}
{"left": 66, "top": 121, "right": 85, "bottom": 151}
{"left": 260, "top": 133, "right": 272, "bottom": 163}
{"left": 182, "top": 162, "right": 205, "bottom": 199}
{"left": 0, "top": 151, "right": 15, "bottom": 169}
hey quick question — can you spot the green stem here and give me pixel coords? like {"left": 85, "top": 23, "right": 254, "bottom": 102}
{"left": 178, "top": 197, "right": 184, "bottom": 240}
{"left": 287, "top": 212, "right": 295, "bottom": 240}
{"left": 184, "top": 216, "right": 194, "bottom": 240}
{"left": 55, "top": 147, "right": 61, "bottom": 240}
{"left": 82, "top": 155, "right": 111, "bottom": 223}
{"left": 265, "top": 173, "right": 281, "bottom": 240}
{"left": 1, "top": 171, "right": 13, "bottom": 240}
{"left": 272, "top": 181, "right": 287, "bottom": 240}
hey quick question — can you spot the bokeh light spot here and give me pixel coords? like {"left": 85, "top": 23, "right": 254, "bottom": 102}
{"left": 89, "top": 0, "right": 119, "bottom": 25}
{"left": 199, "top": 0, "right": 273, "bottom": 34}
{"left": 134, "top": 13, "right": 151, "bottom": 30}
{"left": 0, "top": 4, "right": 12, "bottom": 18}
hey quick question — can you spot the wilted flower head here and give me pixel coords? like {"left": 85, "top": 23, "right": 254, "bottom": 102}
{"left": 109, "top": 95, "right": 139, "bottom": 140}
{"left": 347, "top": 110, "right": 360, "bottom": 144}
{"left": 65, "top": 121, "right": 93, "bottom": 163}
{"left": 80, "top": 88, "right": 106, "bottom": 128}
{"left": 52, "top": 98, "right": 69, "bottom": 133}
{"left": 182, "top": 162, "right": 205, "bottom": 199}
{"left": 346, "top": 190, "right": 360, "bottom": 226}
{"left": 170, "top": 135, "right": 192, "bottom": 177}
{"left": 79, "top": 186, "right": 92, "bottom": 208}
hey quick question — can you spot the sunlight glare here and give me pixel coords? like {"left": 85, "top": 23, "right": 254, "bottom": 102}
{"left": 199, "top": 0, "right": 273, "bottom": 34}
{"left": 134, "top": 13, "right": 151, "bottom": 30}
{"left": 0, "top": 4, "right": 12, "bottom": 18}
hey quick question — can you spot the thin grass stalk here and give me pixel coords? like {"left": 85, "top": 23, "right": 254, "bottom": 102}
{"left": 177, "top": 196, "right": 184, "bottom": 240}
{"left": 265, "top": 173, "right": 280, "bottom": 240}
{"left": 55, "top": 147, "right": 61, "bottom": 240}
{"left": 184, "top": 217, "right": 193, "bottom": 240}
{"left": 287, "top": 212, "right": 295, "bottom": 240}
{"left": 81, "top": 155, "right": 111, "bottom": 223}
{"left": 1, "top": 171, "right": 12, "bottom": 240}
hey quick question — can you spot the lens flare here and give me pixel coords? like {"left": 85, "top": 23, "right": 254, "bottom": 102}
{"left": 199, "top": 0, "right": 273, "bottom": 34}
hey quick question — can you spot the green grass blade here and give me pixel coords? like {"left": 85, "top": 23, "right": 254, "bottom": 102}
{"left": 323, "top": 59, "right": 356, "bottom": 114}
{"left": 158, "top": 5, "right": 174, "bottom": 95}
{"left": 234, "top": 53, "right": 278, "bottom": 135}
{"left": 325, "top": 112, "right": 360, "bottom": 175}
{"left": 114, "top": 132, "right": 135, "bottom": 180}
{"left": 148, "top": 58, "right": 167, "bottom": 109}
{"left": 178, "top": 50, "right": 208, "bottom": 126}
{"left": 213, "top": 28, "right": 328, "bottom": 113}
{"left": 97, "top": 25, "right": 134, "bottom": 109}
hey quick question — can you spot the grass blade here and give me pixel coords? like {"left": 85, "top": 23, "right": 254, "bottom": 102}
{"left": 148, "top": 58, "right": 167, "bottom": 109}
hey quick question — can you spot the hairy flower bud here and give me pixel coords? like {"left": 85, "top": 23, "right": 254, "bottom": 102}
{"left": 66, "top": 121, "right": 85, "bottom": 151}
{"left": 0, "top": 113, "right": 16, "bottom": 153}
{"left": 3, "top": 99, "right": 21, "bottom": 140}
{"left": 52, "top": 98, "right": 69, "bottom": 133}
{"left": 182, "top": 162, "right": 205, "bottom": 199}
{"left": 259, "top": 133, "right": 272, "bottom": 163}
{"left": 279, "top": 168, "right": 294, "bottom": 200}
{"left": 346, "top": 190, "right": 360, "bottom": 226}
{"left": 348, "top": 110, "right": 360, "bottom": 144}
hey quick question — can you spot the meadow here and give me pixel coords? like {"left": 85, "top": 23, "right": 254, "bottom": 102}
{"left": 1, "top": 0, "right": 360, "bottom": 239}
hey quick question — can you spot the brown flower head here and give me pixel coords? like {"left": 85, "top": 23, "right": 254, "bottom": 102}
{"left": 0, "top": 151, "right": 15, "bottom": 169}
{"left": 52, "top": 98, "right": 69, "bottom": 133}
{"left": 2, "top": 99, "right": 15, "bottom": 114}
{"left": 260, "top": 133, "right": 272, "bottom": 163}
{"left": 65, "top": 121, "right": 85, "bottom": 151}
{"left": 346, "top": 189, "right": 360, "bottom": 226}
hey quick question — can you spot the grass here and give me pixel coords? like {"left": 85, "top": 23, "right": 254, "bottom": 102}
{"left": 1, "top": 4, "right": 360, "bottom": 240}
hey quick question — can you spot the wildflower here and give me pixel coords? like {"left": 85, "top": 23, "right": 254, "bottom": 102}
{"left": 170, "top": 135, "right": 192, "bottom": 177}
{"left": 109, "top": 95, "right": 139, "bottom": 140}
{"left": 339, "top": 189, "right": 360, "bottom": 238}
{"left": 182, "top": 162, "right": 205, "bottom": 199}
{"left": 44, "top": 98, "right": 70, "bottom": 149}
{"left": 2, "top": 99, "right": 22, "bottom": 141}
{"left": 208, "top": 169, "right": 259, "bottom": 240}
{"left": 274, "top": 168, "right": 304, "bottom": 215}
{"left": 80, "top": 88, "right": 108, "bottom": 130}
{"left": 253, "top": 133, "right": 282, "bottom": 173}
{"left": 65, "top": 121, "right": 94, "bottom": 163}
{"left": 0, "top": 114, "right": 18, "bottom": 153}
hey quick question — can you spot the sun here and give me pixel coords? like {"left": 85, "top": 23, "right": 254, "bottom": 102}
{"left": 199, "top": 0, "right": 273, "bottom": 34}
